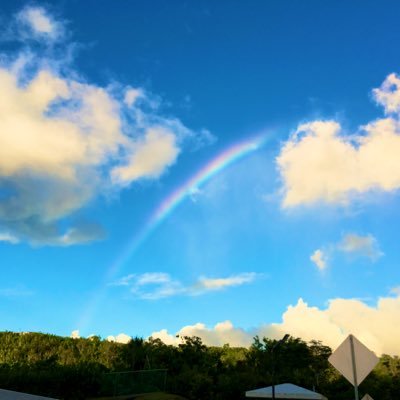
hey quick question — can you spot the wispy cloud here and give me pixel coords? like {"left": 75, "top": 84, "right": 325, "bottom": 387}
{"left": 338, "top": 233, "right": 383, "bottom": 260}
{"left": 311, "top": 232, "right": 383, "bottom": 271}
{"left": 0, "top": 6, "right": 212, "bottom": 246}
{"left": 0, "top": 286, "right": 34, "bottom": 297}
{"left": 15, "top": 6, "right": 64, "bottom": 42}
{"left": 112, "top": 272, "right": 261, "bottom": 300}
{"left": 190, "top": 273, "right": 259, "bottom": 295}
{"left": 0, "top": 232, "right": 19, "bottom": 244}
{"left": 277, "top": 73, "right": 400, "bottom": 207}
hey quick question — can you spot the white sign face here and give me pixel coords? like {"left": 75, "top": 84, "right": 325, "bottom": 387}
{"left": 328, "top": 334, "right": 379, "bottom": 386}
{"left": 361, "top": 395, "right": 374, "bottom": 400}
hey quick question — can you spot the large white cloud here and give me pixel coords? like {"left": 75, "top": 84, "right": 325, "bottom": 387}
{"left": 106, "top": 333, "right": 132, "bottom": 344}
{"left": 150, "top": 291, "right": 400, "bottom": 355}
{"left": 151, "top": 321, "right": 251, "bottom": 347}
{"left": 0, "top": 7, "right": 211, "bottom": 245}
{"left": 277, "top": 74, "right": 400, "bottom": 207}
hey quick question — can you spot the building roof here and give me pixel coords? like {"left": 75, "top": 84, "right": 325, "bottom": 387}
{"left": 0, "top": 389, "right": 58, "bottom": 399}
{"left": 245, "top": 383, "right": 328, "bottom": 399}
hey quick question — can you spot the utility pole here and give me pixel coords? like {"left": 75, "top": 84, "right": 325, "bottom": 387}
{"left": 271, "top": 334, "right": 290, "bottom": 400}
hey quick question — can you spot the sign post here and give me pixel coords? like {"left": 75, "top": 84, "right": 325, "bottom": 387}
{"left": 329, "top": 334, "right": 378, "bottom": 400}
{"left": 349, "top": 335, "right": 359, "bottom": 400}
{"left": 361, "top": 395, "right": 374, "bottom": 400}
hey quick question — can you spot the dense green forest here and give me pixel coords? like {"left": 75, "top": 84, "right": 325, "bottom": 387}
{"left": 0, "top": 331, "right": 398, "bottom": 399}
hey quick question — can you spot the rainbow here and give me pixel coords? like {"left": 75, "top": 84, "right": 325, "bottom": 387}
{"left": 77, "top": 134, "right": 267, "bottom": 331}
{"left": 108, "top": 133, "right": 266, "bottom": 277}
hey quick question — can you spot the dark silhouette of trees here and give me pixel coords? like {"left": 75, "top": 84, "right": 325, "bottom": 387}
{"left": 0, "top": 331, "right": 398, "bottom": 399}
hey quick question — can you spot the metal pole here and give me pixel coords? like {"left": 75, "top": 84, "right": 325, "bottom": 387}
{"left": 349, "top": 335, "right": 359, "bottom": 400}
{"left": 270, "top": 334, "right": 289, "bottom": 400}
{"left": 271, "top": 348, "right": 275, "bottom": 400}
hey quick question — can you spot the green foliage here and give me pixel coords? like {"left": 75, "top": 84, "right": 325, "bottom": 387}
{"left": 0, "top": 331, "right": 398, "bottom": 400}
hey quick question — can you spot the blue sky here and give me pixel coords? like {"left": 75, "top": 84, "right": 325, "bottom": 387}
{"left": 1, "top": 0, "right": 400, "bottom": 354}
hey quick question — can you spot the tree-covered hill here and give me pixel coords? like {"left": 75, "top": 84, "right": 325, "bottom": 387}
{"left": 0, "top": 331, "right": 398, "bottom": 399}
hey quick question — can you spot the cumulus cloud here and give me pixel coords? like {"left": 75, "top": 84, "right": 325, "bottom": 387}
{"left": 111, "top": 127, "right": 180, "bottom": 185}
{"left": 112, "top": 272, "right": 260, "bottom": 300}
{"left": 151, "top": 321, "right": 251, "bottom": 347}
{"left": 150, "top": 291, "right": 400, "bottom": 355}
{"left": 310, "top": 249, "right": 327, "bottom": 270}
{"left": 277, "top": 75, "right": 400, "bottom": 207}
{"left": 0, "top": 6, "right": 210, "bottom": 246}
{"left": 106, "top": 333, "right": 132, "bottom": 344}
{"left": 338, "top": 233, "right": 383, "bottom": 260}
{"left": 373, "top": 73, "right": 400, "bottom": 114}
{"left": 70, "top": 330, "right": 80, "bottom": 339}
{"left": 70, "top": 330, "right": 131, "bottom": 343}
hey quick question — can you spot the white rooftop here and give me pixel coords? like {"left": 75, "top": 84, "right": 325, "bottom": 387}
{"left": 0, "top": 389, "right": 58, "bottom": 399}
{"left": 246, "top": 383, "right": 328, "bottom": 399}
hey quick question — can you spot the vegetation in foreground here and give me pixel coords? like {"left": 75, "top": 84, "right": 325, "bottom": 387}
{"left": 0, "top": 331, "right": 398, "bottom": 399}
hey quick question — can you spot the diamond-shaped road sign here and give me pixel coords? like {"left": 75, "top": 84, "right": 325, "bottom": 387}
{"left": 361, "top": 395, "right": 374, "bottom": 400}
{"left": 329, "top": 334, "right": 379, "bottom": 386}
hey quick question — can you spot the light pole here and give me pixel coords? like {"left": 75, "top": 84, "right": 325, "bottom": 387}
{"left": 271, "top": 334, "right": 290, "bottom": 400}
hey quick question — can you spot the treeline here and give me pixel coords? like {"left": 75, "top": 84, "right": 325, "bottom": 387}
{"left": 0, "top": 331, "right": 399, "bottom": 399}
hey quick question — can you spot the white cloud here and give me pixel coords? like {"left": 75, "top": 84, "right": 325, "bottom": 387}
{"left": 117, "top": 273, "right": 184, "bottom": 300}
{"left": 312, "top": 233, "right": 382, "bottom": 270}
{"left": 17, "top": 6, "right": 62, "bottom": 41}
{"left": 55, "top": 224, "right": 106, "bottom": 246}
{"left": 150, "top": 291, "right": 400, "bottom": 355}
{"left": 0, "top": 232, "right": 19, "bottom": 244}
{"left": 0, "top": 6, "right": 210, "bottom": 246}
{"left": 124, "top": 88, "right": 144, "bottom": 107}
{"left": 106, "top": 333, "right": 132, "bottom": 344}
{"left": 71, "top": 330, "right": 131, "bottom": 344}
{"left": 338, "top": 233, "right": 383, "bottom": 260}
{"left": 111, "top": 127, "right": 180, "bottom": 185}
{"left": 113, "top": 272, "right": 260, "bottom": 300}
{"left": 271, "top": 295, "right": 400, "bottom": 356}
{"left": 191, "top": 273, "right": 259, "bottom": 294}
{"left": 112, "top": 274, "right": 136, "bottom": 286}
{"left": 70, "top": 330, "right": 80, "bottom": 339}
{"left": 151, "top": 321, "right": 251, "bottom": 347}
{"left": 390, "top": 286, "right": 400, "bottom": 296}
{"left": 310, "top": 249, "right": 327, "bottom": 270}
{"left": 373, "top": 73, "right": 400, "bottom": 114}
{"left": 188, "top": 186, "right": 202, "bottom": 203}
{"left": 277, "top": 75, "right": 400, "bottom": 207}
